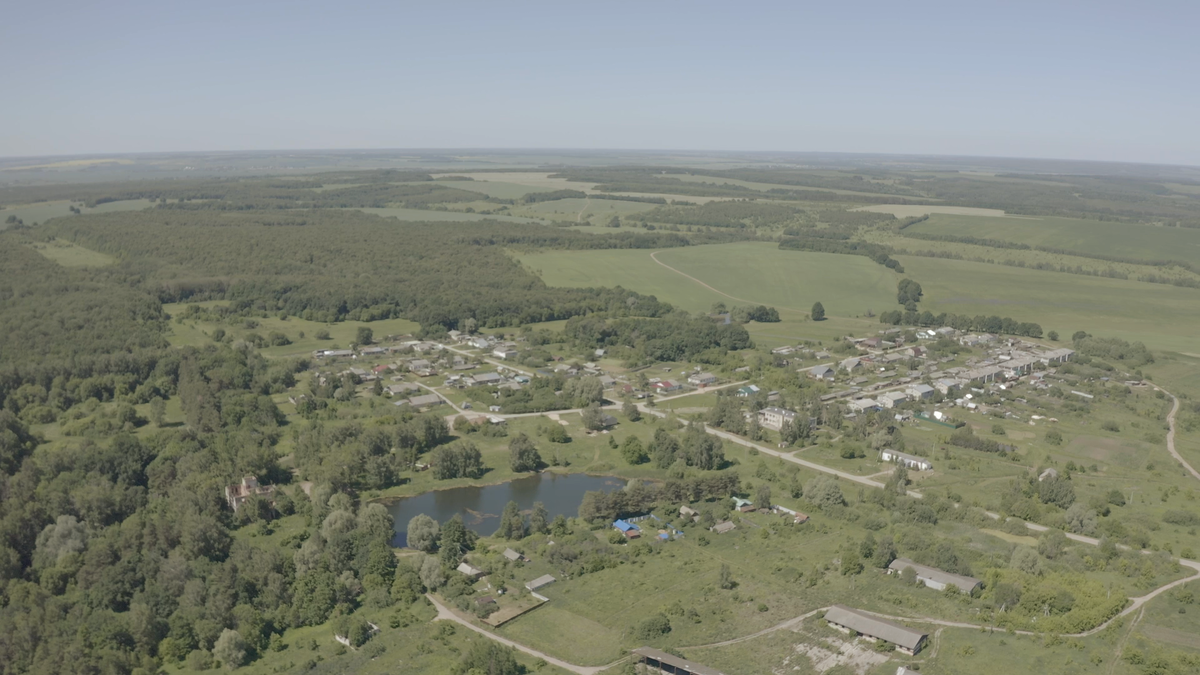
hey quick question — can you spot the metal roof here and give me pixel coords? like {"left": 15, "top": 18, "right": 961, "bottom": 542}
{"left": 887, "top": 559, "right": 981, "bottom": 593}
{"left": 631, "top": 647, "right": 726, "bottom": 675}
{"left": 824, "top": 605, "right": 927, "bottom": 650}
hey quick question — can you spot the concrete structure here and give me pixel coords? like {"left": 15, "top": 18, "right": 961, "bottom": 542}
{"left": 493, "top": 347, "right": 518, "bottom": 360}
{"left": 906, "top": 384, "right": 935, "bottom": 400}
{"left": 224, "top": 476, "right": 275, "bottom": 512}
{"left": 1041, "top": 348, "right": 1075, "bottom": 364}
{"left": 848, "top": 398, "right": 880, "bottom": 413}
{"left": 887, "top": 558, "right": 982, "bottom": 594}
{"left": 881, "top": 449, "right": 932, "bottom": 471}
{"left": 757, "top": 406, "right": 798, "bottom": 431}
{"left": 824, "top": 605, "right": 928, "bottom": 655}
{"left": 879, "top": 391, "right": 908, "bottom": 409}
{"left": 631, "top": 647, "right": 727, "bottom": 675}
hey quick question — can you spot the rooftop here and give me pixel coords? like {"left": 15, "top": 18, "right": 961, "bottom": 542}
{"left": 824, "top": 605, "right": 927, "bottom": 650}
{"left": 887, "top": 558, "right": 981, "bottom": 592}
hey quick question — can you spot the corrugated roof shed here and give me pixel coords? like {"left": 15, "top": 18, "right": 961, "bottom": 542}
{"left": 824, "top": 605, "right": 927, "bottom": 651}
{"left": 631, "top": 647, "right": 726, "bottom": 675}
{"left": 887, "top": 558, "right": 981, "bottom": 593}
{"left": 525, "top": 574, "right": 556, "bottom": 591}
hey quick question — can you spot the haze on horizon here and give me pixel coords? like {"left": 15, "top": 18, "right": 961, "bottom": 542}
{"left": 3, "top": 0, "right": 1198, "bottom": 166}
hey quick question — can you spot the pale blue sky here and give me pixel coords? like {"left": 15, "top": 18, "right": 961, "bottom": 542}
{"left": 3, "top": 1, "right": 1197, "bottom": 164}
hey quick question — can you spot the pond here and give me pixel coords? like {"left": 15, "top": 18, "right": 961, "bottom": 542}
{"left": 386, "top": 472, "right": 626, "bottom": 547}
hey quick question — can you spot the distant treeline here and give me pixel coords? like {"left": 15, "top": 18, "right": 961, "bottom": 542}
{"left": 878, "top": 310, "right": 1043, "bottom": 338}
{"left": 778, "top": 236, "right": 904, "bottom": 273}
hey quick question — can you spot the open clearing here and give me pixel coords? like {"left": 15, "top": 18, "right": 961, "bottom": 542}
{"left": 25, "top": 240, "right": 115, "bottom": 267}
{"left": 898, "top": 254, "right": 1200, "bottom": 353}
{"left": 518, "top": 242, "right": 898, "bottom": 316}
{"left": 354, "top": 206, "right": 543, "bottom": 223}
{"left": 433, "top": 172, "right": 737, "bottom": 204}
{"left": 905, "top": 213, "right": 1200, "bottom": 268}
{"left": 853, "top": 204, "right": 1015, "bottom": 217}
{"left": 0, "top": 198, "right": 155, "bottom": 229}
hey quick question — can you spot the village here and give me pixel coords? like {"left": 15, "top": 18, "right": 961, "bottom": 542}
{"left": 251, "top": 324, "right": 1149, "bottom": 674}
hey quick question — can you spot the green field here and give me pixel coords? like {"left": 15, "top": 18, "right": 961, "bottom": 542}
{"left": 0, "top": 198, "right": 154, "bottom": 228}
{"left": 898, "top": 255, "right": 1200, "bottom": 352}
{"left": 163, "top": 303, "right": 421, "bottom": 357}
{"left": 354, "top": 206, "right": 543, "bottom": 223}
{"left": 511, "top": 197, "right": 662, "bottom": 222}
{"left": 24, "top": 239, "right": 115, "bottom": 267}
{"left": 907, "top": 213, "right": 1200, "bottom": 268}
{"left": 518, "top": 242, "right": 899, "bottom": 317}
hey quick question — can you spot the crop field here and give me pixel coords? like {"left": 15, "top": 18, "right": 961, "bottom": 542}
{"left": 518, "top": 242, "right": 899, "bottom": 317}
{"left": 353, "top": 206, "right": 543, "bottom": 223}
{"left": 425, "top": 179, "right": 556, "bottom": 200}
{"left": 23, "top": 239, "right": 114, "bottom": 267}
{"left": 0, "top": 198, "right": 154, "bottom": 228}
{"left": 897, "top": 255, "right": 1200, "bottom": 353}
{"left": 905, "top": 213, "right": 1200, "bottom": 268}
{"left": 853, "top": 204, "right": 1012, "bottom": 217}
{"left": 510, "top": 197, "right": 662, "bottom": 222}
{"left": 671, "top": 173, "right": 909, "bottom": 199}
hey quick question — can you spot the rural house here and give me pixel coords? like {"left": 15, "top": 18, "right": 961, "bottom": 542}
{"left": 840, "top": 357, "right": 863, "bottom": 372}
{"left": 405, "top": 393, "right": 444, "bottom": 409}
{"left": 906, "top": 384, "right": 935, "bottom": 400}
{"left": 823, "top": 605, "right": 928, "bottom": 655}
{"left": 809, "top": 365, "right": 835, "bottom": 381}
{"left": 613, "top": 520, "right": 641, "bottom": 538}
{"left": 887, "top": 558, "right": 982, "bottom": 594}
{"left": 735, "top": 384, "right": 760, "bottom": 397}
{"left": 502, "top": 548, "right": 529, "bottom": 563}
{"left": 879, "top": 391, "right": 908, "bottom": 408}
{"left": 688, "top": 372, "right": 718, "bottom": 386}
{"left": 651, "top": 380, "right": 682, "bottom": 393}
{"left": 710, "top": 521, "right": 736, "bottom": 534}
{"left": 456, "top": 562, "right": 484, "bottom": 579}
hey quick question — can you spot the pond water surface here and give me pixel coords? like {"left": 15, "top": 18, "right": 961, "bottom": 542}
{"left": 386, "top": 472, "right": 626, "bottom": 547}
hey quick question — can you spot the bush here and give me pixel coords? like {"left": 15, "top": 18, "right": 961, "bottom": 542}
{"left": 632, "top": 614, "right": 672, "bottom": 641}
{"left": 1164, "top": 510, "right": 1200, "bottom": 526}
{"left": 1100, "top": 421, "right": 1120, "bottom": 433}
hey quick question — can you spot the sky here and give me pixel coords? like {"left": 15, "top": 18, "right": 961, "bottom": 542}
{"left": 2, "top": 0, "right": 1198, "bottom": 164}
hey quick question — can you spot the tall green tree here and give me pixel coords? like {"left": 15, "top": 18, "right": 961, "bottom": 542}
{"left": 811, "top": 302, "right": 825, "bottom": 321}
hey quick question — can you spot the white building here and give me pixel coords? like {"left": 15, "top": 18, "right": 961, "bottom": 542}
{"left": 757, "top": 406, "right": 798, "bottom": 431}
{"left": 881, "top": 449, "right": 932, "bottom": 471}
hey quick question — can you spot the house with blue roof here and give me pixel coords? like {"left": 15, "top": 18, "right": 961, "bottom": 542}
{"left": 613, "top": 519, "right": 641, "bottom": 539}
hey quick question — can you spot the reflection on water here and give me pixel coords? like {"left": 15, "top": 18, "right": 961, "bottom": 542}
{"left": 386, "top": 472, "right": 626, "bottom": 547}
